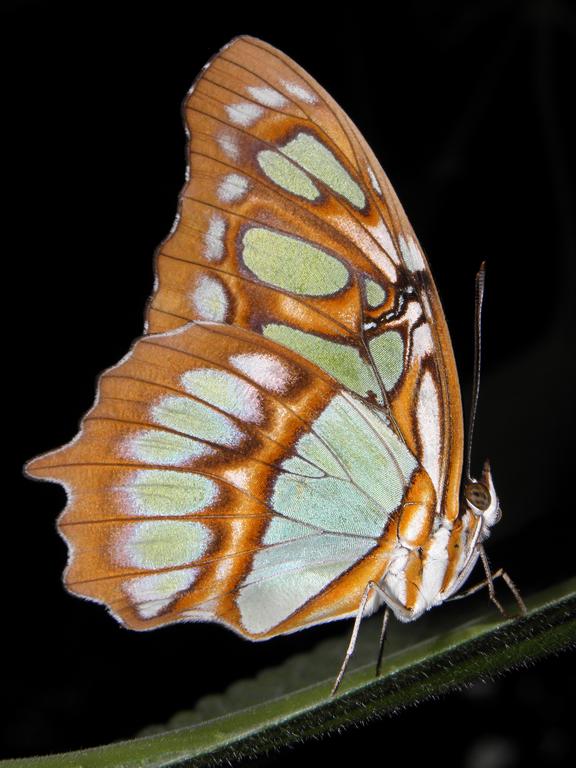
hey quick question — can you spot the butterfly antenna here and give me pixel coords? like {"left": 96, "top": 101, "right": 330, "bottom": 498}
{"left": 465, "top": 262, "right": 486, "bottom": 482}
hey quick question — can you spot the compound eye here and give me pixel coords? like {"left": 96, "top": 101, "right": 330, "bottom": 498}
{"left": 464, "top": 481, "right": 491, "bottom": 511}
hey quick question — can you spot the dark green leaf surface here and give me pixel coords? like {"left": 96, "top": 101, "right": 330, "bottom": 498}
{"left": 3, "top": 579, "right": 574, "bottom": 768}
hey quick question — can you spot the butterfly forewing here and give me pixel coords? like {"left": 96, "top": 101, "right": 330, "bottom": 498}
{"left": 149, "top": 36, "right": 463, "bottom": 518}
{"left": 27, "top": 36, "right": 464, "bottom": 636}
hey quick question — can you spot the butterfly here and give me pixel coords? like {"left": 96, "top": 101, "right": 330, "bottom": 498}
{"left": 26, "top": 35, "right": 525, "bottom": 694}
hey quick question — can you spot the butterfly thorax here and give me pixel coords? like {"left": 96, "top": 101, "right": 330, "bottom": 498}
{"left": 377, "top": 460, "right": 501, "bottom": 623}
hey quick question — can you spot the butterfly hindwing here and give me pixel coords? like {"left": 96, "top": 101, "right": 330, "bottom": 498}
{"left": 28, "top": 321, "right": 435, "bottom": 635}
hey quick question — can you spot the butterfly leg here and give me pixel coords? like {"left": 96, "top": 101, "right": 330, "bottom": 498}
{"left": 478, "top": 546, "right": 527, "bottom": 617}
{"left": 375, "top": 606, "right": 391, "bottom": 678}
{"left": 501, "top": 571, "right": 528, "bottom": 615}
{"left": 331, "top": 581, "right": 388, "bottom": 696}
{"left": 449, "top": 546, "right": 527, "bottom": 617}
{"left": 448, "top": 567, "right": 505, "bottom": 600}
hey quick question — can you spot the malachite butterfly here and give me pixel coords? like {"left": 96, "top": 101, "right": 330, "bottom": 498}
{"left": 26, "top": 36, "right": 525, "bottom": 692}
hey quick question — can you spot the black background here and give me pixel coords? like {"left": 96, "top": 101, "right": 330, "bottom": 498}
{"left": 4, "top": 1, "right": 575, "bottom": 765}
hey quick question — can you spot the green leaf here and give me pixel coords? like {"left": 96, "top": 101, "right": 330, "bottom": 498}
{"left": 4, "top": 579, "right": 575, "bottom": 768}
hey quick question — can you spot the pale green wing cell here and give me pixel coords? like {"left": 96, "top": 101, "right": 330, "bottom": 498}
{"left": 279, "top": 132, "right": 366, "bottom": 209}
{"left": 242, "top": 229, "right": 350, "bottom": 297}
{"left": 257, "top": 150, "right": 320, "bottom": 201}
{"left": 271, "top": 392, "right": 417, "bottom": 538}
{"left": 365, "top": 278, "right": 387, "bottom": 308}
{"left": 368, "top": 331, "right": 404, "bottom": 392}
{"left": 263, "top": 323, "right": 406, "bottom": 403}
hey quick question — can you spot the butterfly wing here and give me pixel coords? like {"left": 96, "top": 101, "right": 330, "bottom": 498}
{"left": 149, "top": 35, "right": 463, "bottom": 522}
{"left": 27, "top": 36, "right": 464, "bottom": 636}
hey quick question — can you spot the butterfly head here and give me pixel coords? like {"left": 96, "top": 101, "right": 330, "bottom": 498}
{"left": 463, "top": 459, "right": 502, "bottom": 530}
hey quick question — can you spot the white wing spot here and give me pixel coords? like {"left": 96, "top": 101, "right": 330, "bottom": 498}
{"left": 417, "top": 370, "right": 441, "bottom": 495}
{"left": 404, "top": 300, "right": 423, "bottom": 327}
{"left": 218, "top": 173, "right": 248, "bottom": 203}
{"left": 367, "top": 165, "right": 383, "bottom": 195}
{"left": 191, "top": 275, "right": 228, "bottom": 322}
{"left": 412, "top": 323, "right": 434, "bottom": 360}
{"left": 280, "top": 79, "right": 317, "bottom": 104}
{"left": 247, "top": 86, "right": 288, "bottom": 108}
{"left": 230, "top": 352, "right": 294, "bottom": 394}
{"left": 368, "top": 221, "right": 400, "bottom": 264}
{"left": 399, "top": 234, "right": 426, "bottom": 273}
{"left": 226, "top": 102, "right": 264, "bottom": 126}
{"left": 217, "top": 132, "right": 240, "bottom": 161}
{"left": 203, "top": 214, "right": 226, "bottom": 262}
